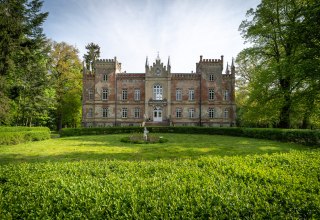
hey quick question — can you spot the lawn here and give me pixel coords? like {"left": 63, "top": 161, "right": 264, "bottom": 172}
{"left": 0, "top": 133, "right": 313, "bottom": 164}
{"left": 1, "top": 134, "right": 319, "bottom": 219}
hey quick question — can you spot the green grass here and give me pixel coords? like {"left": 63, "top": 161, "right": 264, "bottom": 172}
{"left": 1, "top": 134, "right": 319, "bottom": 218}
{"left": 0, "top": 133, "right": 313, "bottom": 164}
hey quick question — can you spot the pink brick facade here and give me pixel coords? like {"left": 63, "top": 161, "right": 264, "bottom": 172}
{"left": 82, "top": 55, "right": 236, "bottom": 127}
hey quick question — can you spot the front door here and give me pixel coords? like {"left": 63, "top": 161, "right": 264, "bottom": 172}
{"left": 153, "top": 107, "right": 162, "bottom": 122}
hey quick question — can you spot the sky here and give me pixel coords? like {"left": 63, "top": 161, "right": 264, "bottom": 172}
{"left": 42, "top": 0, "right": 260, "bottom": 73}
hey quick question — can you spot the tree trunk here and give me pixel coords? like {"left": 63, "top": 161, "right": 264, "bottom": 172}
{"left": 278, "top": 93, "right": 291, "bottom": 128}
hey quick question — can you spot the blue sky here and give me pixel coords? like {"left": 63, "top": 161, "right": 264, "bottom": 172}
{"left": 42, "top": 0, "right": 260, "bottom": 72}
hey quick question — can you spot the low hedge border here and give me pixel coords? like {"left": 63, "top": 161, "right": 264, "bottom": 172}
{"left": 60, "top": 127, "right": 320, "bottom": 147}
{"left": 0, "top": 127, "right": 51, "bottom": 145}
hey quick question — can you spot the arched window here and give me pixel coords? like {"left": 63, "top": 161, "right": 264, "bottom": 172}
{"left": 153, "top": 84, "right": 163, "bottom": 100}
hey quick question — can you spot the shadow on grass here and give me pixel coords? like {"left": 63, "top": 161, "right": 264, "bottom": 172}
{"left": 0, "top": 133, "right": 314, "bottom": 165}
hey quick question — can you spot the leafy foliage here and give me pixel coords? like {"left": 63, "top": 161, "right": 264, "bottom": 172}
{"left": 0, "top": 126, "right": 50, "bottom": 145}
{"left": 0, "top": 0, "right": 50, "bottom": 126}
{"left": 237, "top": 0, "right": 320, "bottom": 128}
{"left": 60, "top": 126, "right": 320, "bottom": 147}
{"left": 0, "top": 151, "right": 319, "bottom": 218}
{"left": 48, "top": 41, "right": 82, "bottom": 130}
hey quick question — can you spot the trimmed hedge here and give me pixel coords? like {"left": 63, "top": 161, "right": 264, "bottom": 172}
{"left": 0, "top": 127, "right": 50, "bottom": 145}
{"left": 60, "top": 126, "right": 320, "bottom": 147}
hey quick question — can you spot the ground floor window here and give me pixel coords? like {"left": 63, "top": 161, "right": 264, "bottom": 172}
{"left": 134, "top": 107, "right": 140, "bottom": 118}
{"left": 224, "top": 108, "right": 229, "bottom": 119}
{"left": 176, "top": 108, "right": 182, "bottom": 118}
{"left": 122, "top": 108, "right": 128, "bottom": 118}
{"left": 102, "top": 107, "right": 108, "bottom": 118}
{"left": 88, "top": 108, "right": 93, "bottom": 117}
{"left": 208, "top": 108, "right": 215, "bottom": 118}
{"left": 189, "top": 108, "right": 195, "bottom": 118}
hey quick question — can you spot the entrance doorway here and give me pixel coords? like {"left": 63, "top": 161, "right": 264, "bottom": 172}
{"left": 153, "top": 107, "right": 162, "bottom": 122}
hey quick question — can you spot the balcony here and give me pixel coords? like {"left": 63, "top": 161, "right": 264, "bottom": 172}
{"left": 148, "top": 98, "right": 167, "bottom": 106}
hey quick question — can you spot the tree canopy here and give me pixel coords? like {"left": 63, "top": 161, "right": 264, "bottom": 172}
{"left": 237, "top": 0, "right": 320, "bottom": 128}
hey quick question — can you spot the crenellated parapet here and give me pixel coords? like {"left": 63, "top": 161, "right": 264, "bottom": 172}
{"left": 199, "top": 55, "right": 224, "bottom": 65}
{"left": 95, "top": 57, "right": 122, "bottom": 72}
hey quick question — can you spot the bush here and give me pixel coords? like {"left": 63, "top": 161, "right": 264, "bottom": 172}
{"left": 60, "top": 126, "right": 320, "bottom": 147}
{"left": 0, "top": 127, "right": 50, "bottom": 145}
{"left": 120, "top": 133, "right": 169, "bottom": 144}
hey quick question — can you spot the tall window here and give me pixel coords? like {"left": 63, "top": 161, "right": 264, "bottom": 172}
{"left": 224, "top": 90, "right": 229, "bottom": 101}
{"left": 88, "top": 108, "right": 93, "bottom": 117}
{"left": 176, "top": 108, "right": 182, "bottom": 118}
{"left": 102, "top": 107, "right": 108, "bottom": 118}
{"left": 134, "top": 107, "right": 140, "bottom": 118}
{"left": 122, "top": 108, "right": 128, "bottom": 118}
{"left": 176, "top": 89, "right": 182, "bottom": 101}
{"left": 224, "top": 108, "right": 229, "bottom": 119}
{"left": 189, "top": 89, "right": 195, "bottom": 101}
{"left": 208, "top": 108, "right": 215, "bottom": 118}
{"left": 209, "top": 74, "right": 214, "bottom": 81}
{"left": 103, "top": 74, "right": 108, "bottom": 81}
{"left": 134, "top": 89, "right": 141, "bottom": 101}
{"left": 153, "top": 84, "right": 163, "bottom": 100}
{"left": 209, "top": 89, "right": 215, "bottom": 100}
{"left": 189, "top": 108, "right": 195, "bottom": 118}
{"left": 88, "top": 89, "right": 94, "bottom": 100}
{"left": 122, "top": 89, "right": 128, "bottom": 100}
{"left": 102, "top": 89, "right": 108, "bottom": 100}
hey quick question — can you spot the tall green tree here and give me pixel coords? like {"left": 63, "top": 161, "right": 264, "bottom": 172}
{"left": 0, "top": 0, "right": 50, "bottom": 125}
{"left": 83, "top": 42, "right": 100, "bottom": 71}
{"left": 237, "top": 0, "right": 320, "bottom": 128}
{"left": 49, "top": 41, "right": 82, "bottom": 131}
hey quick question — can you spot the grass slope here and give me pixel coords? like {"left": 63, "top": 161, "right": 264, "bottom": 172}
{"left": 0, "top": 134, "right": 313, "bottom": 164}
{"left": 0, "top": 134, "right": 319, "bottom": 218}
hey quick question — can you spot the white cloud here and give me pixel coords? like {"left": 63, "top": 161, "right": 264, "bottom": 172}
{"left": 42, "top": 0, "right": 260, "bottom": 72}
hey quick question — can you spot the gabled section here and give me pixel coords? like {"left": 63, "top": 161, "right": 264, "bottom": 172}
{"left": 145, "top": 54, "right": 171, "bottom": 78}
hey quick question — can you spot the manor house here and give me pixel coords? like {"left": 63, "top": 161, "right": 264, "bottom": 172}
{"left": 82, "top": 55, "right": 236, "bottom": 127}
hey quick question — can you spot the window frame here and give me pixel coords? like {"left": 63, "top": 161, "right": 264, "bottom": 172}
{"left": 224, "top": 108, "right": 229, "bottom": 119}
{"left": 176, "top": 88, "right": 182, "bottom": 101}
{"left": 134, "top": 107, "right": 140, "bottom": 118}
{"left": 224, "top": 90, "right": 229, "bottom": 101}
{"left": 102, "top": 107, "right": 108, "bottom": 118}
{"left": 208, "top": 108, "right": 215, "bottom": 119}
{"left": 189, "top": 108, "right": 195, "bottom": 118}
{"left": 134, "top": 89, "right": 141, "bottom": 101}
{"left": 102, "top": 88, "right": 108, "bottom": 100}
{"left": 122, "top": 89, "right": 128, "bottom": 100}
{"left": 209, "top": 89, "right": 215, "bottom": 101}
{"left": 188, "top": 89, "right": 195, "bottom": 101}
{"left": 122, "top": 108, "right": 128, "bottom": 118}
{"left": 103, "top": 74, "right": 108, "bottom": 81}
{"left": 153, "top": 84, "right": 163, "bottom": 100}
{"left": 88, "top": 89, "right": 94, "bottom": 100}
{"left": 176, "top": 108, "right": 182, "bottom": 118}
{"left": 88, "top": 108, "right": 93, "bottom": 118}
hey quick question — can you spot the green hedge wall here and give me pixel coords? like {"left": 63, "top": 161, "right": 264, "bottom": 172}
{"left": 0, "top": 127, "right": 50, "bottom": 145}
{"left": 60, "top": 127, "right": 320, "bottom": 147}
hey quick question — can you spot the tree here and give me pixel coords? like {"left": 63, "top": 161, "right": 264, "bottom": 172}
{"left": 237, "top": 0, "right": 320, "bottom": 128}
{"left": 83, "top": 42, "right": 100, "bottom": 71}
{"left": 49, "top": 41, "right": 82, "bottom": 131}
{"left": 0, "top": 0, "right": 50, "bottom": 125}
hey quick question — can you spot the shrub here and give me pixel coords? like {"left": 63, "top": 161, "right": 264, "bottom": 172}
{"left": 0, "top": 127, "right": 50, "bottom": 145}
{"left": 60, "top": 126, "right": 320, "bottom": 147}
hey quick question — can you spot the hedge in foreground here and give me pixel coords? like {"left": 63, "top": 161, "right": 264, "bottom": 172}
{"left": 60, "top": 127, "right": 320, "bottom": 146}
{"left": 0, "top": 127, "right": 50, "bottom": 145}
{"left": 0, "top": 151, "right": 319, "bottom": 219}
